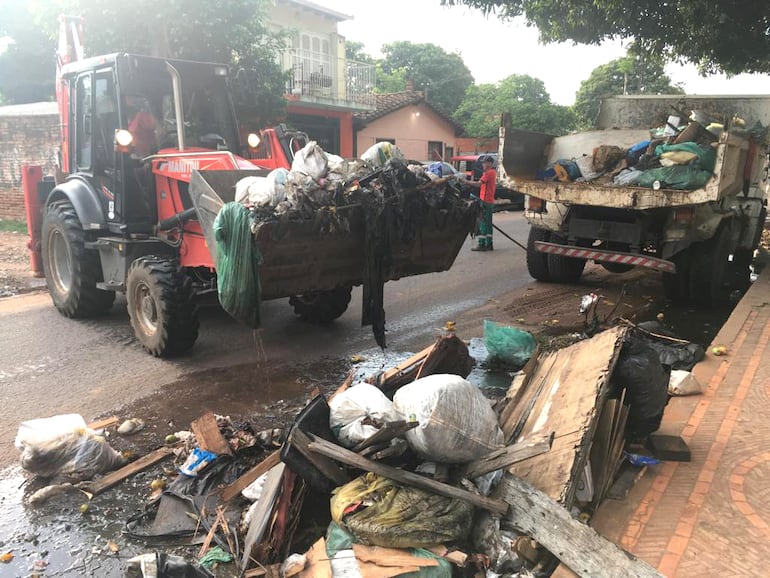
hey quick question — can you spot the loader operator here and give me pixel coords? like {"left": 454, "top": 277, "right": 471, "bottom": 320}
{"left": 466, "top": 155, "right": 497, "bottom": 251}
{"left": 126, "top": 96, "right": 159, "bottom": 158}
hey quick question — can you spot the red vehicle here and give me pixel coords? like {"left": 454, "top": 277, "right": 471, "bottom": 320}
{"left": 26, "top": 17, "right": 279, "bottom": 356}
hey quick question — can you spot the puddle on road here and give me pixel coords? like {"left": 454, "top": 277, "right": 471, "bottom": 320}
{"left": 0, "top": 288, "right": 732, "bottom": 576}
{"left": 0, "top": 339, "right": 515, "bottom": 577}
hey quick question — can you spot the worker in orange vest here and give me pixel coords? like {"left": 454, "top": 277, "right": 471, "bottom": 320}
{"left": 466, "top": 155, "right": 497, "bottom": 251}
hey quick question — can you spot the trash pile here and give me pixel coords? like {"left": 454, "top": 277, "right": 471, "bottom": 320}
{"left": 215, "top": 141, "right": 474, "bottom": 347}
{"left": 12, "top": 323, "right": 708, "bottom": 577}
{"left": 539, "top": 110, "right": 766, "bottom": 191}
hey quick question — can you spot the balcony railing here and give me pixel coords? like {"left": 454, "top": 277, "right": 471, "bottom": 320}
{"left": 285, "top": 51, "right": 375, "bottom": 110}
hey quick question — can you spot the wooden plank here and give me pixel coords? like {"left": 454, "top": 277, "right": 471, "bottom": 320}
{"left": 646, "top": 434, "right": 691, "bottom": 462}
{"left": 307, "top": 435, "right": 508, "bottom": 517}
{"left": 352, "top": 420, "right": 418, "bottom": 453}
{"left": 328, "top": 369, "right": 357, "bottom": 404}
{"left": 87, "top": 416, "right": 119, "bottom": 430}
{"left": 289, "top": 429, "right": 349, "bottom": 486}
{"left": 241, "top": 463, "right": 286, "bottom": 572}
{"left": 464, "top": 435, "right": 552, "bottom": 479}
{"left": 221, "top": 450, "right": 281, "bottom": 502}
{"left": 84, "top": 447, "right": 173, "bottom": 496}
{"left": 191, "top": 411, "right": 232, "bottom": 456}
{"left": 504, "top": 327, "right": 627, "bottom": 505}
{"left": 352, "top": 544, "right": 439, "bottom": 567}
{"left": 497, "top": 474, "right": 663, "bottom": 578}
{"left": 298, "top": 538, "right": 332, "bottom": 578}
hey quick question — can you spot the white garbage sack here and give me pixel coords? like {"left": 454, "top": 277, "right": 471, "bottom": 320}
{"left": 393, "top": 374, "right": 505, "bottom": 463}
{"left": 235, "top": 172, "right": 287, "bottom": 208}
{"left": 329, "top": 383, "right": 402, "bottom": 448}
{"left": 15, "top": 413, "right": 127, "bottom": 480}
{"left": 575, "top": 155, "right": 600, "bottom": 181}
{"left": 668, "top": 369, "right": 703, "bottom": 396}
{"left": 325, "top": 153, "right": 347, "bottom": 175}
{"left": 291, "top": 141, "right": 328, "bottom": 181}
{"left": 360, "top": 142, "right": 405, "bottom": 169}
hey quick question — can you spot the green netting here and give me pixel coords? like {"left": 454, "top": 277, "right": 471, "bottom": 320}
{"left": 213, "top": 202, "right": 262, "bottom": 328}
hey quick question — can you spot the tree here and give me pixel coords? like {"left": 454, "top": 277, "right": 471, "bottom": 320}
{"left": 0, "top": 0, "right": 287, "bottom": 123}
{"left": 441, "top": 0, "right": 770, "bottom": 76}
{"left": 345, "top": 41, "right": 374, "bottom": 64}
{"left": 0, "top": 3, "right": 56, "bottom": 104}
{"left": 454, "top": 74, "right": 577, "bottom": 136}
{"left": 378, "top": 41, "right": 474, "bottom": 115}
{"left": 575, "top": 48, "right": 684, "bottom": 127}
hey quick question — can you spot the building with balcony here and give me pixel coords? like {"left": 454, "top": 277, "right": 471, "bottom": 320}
{"left": 270, "top": 0, "right": 375, "bottom": 157}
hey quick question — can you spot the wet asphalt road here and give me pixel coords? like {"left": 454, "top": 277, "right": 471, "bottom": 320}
{"left": 0, "top": 211, "right": 533, "bottom": 467}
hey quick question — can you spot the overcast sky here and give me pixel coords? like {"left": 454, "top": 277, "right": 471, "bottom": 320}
{"left": 321, "top": 0, "right": 770, "bottom": 106}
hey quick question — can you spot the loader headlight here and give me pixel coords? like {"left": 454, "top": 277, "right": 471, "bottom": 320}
{"left": 247, "top": 133, "right": 261, "bottom": 149}
{"left": 115, "top": 129, "right": 134, "bottom": 148}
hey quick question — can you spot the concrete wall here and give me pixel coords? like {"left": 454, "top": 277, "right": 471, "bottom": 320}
{"left": 455, "top": 137, "right": 498, "bottom": 155}
{"left": 356, "top": 102, "right": 456, "bottom": 161}
{"left": 0, "top": 104, "right": 60, "bottom": 219}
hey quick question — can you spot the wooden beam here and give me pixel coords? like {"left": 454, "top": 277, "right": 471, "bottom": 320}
{"left": 497, "top": 474, "right": 662, "bottom": 578}
{"left": 87, "top": 416, "right": 119, "bottom": 430}
{"left": 463, "top": 435, "right": 553, "bottom": 479}
{"left": 241, "top": 463, "right": 286, "bottom": 572}
{"left": 221, "top": 450, "right": 281, "bottom": 502}
{"left": 352, "top": 420, "right": 418, "bottom": 453}
{"left": 191, "top": 411, "right": 232, "bottom": 456}
{"left": 289, "top": 429, "right": 349, "bottom": 486}
{"left": 307, "top": 435, "right": 508, "bottom": 517}
{"left": 84, "top": 447, "right": 174, "bottom": 496}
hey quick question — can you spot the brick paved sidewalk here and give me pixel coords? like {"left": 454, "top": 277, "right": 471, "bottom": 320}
{"left": 591, "top": 272, "right": 770, "bottom": 576}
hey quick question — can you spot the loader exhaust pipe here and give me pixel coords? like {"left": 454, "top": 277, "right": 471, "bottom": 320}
{"left": 166, "top": 62, "right": 185, "bottom": 151}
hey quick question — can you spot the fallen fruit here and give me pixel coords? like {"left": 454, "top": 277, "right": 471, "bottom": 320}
{"left": 656, "top": 312, "right": 665, "bottom": 321}
{"left": 165, "top": 434, "right": 179, "bottom": 445}
{"left": 79, "top": 503, "right": 90, "bottom": 514}
{"left": 712, "top": 346, "right": 728, "bottom": 356}
{"left": 0, "top": 552, "right": 13, "bottom": 563}
{"left": 150, "top": 479, "right": 166, "bottom": 491}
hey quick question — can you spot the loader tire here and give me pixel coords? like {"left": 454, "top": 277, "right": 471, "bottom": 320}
{"left": 600, "top": 262, "right": 635, "bottom": 274}
{"left": 126, "top": 257, "right": 199, "bottom": 357}
{"left": 547, "top": 234, "right": 586, "bottom": 283}
{"left": 526, "top": 227, "right": 552, "bottom": 281}
{"left": 41, "top": 200, "right": 115, "bottom": 317}
{"left": 290, "top": 286, "right": 352, "bottom": 323}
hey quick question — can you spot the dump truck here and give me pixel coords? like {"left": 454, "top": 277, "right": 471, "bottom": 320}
{"left": 498, "top": 95, "right": 770, "bottom": 305}
{"left": 23, "top": 16, "right": 475, "bottom": 357}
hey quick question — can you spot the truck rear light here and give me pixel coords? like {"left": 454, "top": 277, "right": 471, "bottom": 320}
{"left": 674, "top": 207, "right": 694, "bottom": 224}
{"left": 528, "top": 197, "right": 545, "bottom": 212}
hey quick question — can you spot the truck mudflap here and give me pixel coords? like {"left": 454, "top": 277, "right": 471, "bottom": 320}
{"left": 534, "top": 241, "right": 676, "bottom": 274}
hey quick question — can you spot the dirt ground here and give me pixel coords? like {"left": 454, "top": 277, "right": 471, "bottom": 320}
{"left": 0, "top": 230, "right": 45, "bottom": 297}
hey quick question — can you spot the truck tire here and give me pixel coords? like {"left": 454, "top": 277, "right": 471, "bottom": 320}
{"left": 688, "top": 226, "right": 731, "bottom": 306}
{"left": 547, "top": 234, "right": 586, "bottom": 283}
{"left": 126, "top": 257, "right": 199, "bottom": 357}
{"left": 526, "top": 227, "right": 552, "bottom": 281}
{"left": 290, "top": 286, "right": 352, "bottom": 323}
{"left": 41, "top": 200, "right": 115, "bottom": 317}
{"left": 662, "top": 250, "right": 691, "bottom": 302}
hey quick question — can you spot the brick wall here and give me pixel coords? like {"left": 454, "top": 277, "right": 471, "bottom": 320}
{"left": 455, "top": 137, "right": 499, "bottom": 155}
{"left": 0, "top": 106, "right": 60, "bottom": 220}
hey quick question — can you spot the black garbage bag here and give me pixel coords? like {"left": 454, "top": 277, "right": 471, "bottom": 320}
{"left": 636, "top": 322, "right": 706, "bottom": 371}
{"left": 612, "top": 337, "right": 670, "bottom": 440}
{"left": 126, "top": 552, "right": 213, "bottom": 578}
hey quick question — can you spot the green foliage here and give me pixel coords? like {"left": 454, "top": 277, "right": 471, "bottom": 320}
{"left": 378, "top": 41, "right": 474, "bottom": 114}
{"left": 345, "top": 41, "right": 374, "bottom": 64}
{"left": 441, "top": 0, "right": 770, "bottom": 75}
{"left": 574, "top": 48, "right": 684, "bottom": 127}
{"left": 454, "top": 74, "right": 576, "bottom": 136}
{"left": 0, "top": 219, "right": 28, "bottom": 234}
{"left": 0, "top": 0, "right": 287, "bottom": 122}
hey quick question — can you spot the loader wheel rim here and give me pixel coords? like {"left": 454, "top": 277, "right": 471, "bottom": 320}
{"left": 48, "top": 229, "right": 73, "bottom": 294}
{"left": 132, "top": 281, "right": 159, "bottom": 336}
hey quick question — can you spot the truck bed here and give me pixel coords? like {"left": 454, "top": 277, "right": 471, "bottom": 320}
{"left": 498, "top": 126, "right": 753, "bottom": 209}
{"left": 190, "top": 170, "right": 475, "bottom": 300}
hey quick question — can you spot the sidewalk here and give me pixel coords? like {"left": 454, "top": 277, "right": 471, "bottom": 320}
{"left": 591, "top": 271, "right": 770, "bottom": 576}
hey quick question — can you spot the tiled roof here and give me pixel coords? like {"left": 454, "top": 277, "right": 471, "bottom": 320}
{"left": 354, "top": 91, "right": 463, "bottom": 133}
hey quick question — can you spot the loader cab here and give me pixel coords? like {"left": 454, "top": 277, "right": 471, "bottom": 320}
{"left": 62, "top": 53, "right": 241, "bottom": 234}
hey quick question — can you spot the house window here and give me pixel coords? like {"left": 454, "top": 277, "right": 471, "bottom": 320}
{"left": 427, "top": 141, "right": 443, "bottom": 161}
{"left": 296, "top": 32, "right": 331, "bottom": 89}
{"left": 445, "top": 146, "right": 454, "bottom": 159}
{"left": 376, "top": 138, "right": 396, "bottom": 145}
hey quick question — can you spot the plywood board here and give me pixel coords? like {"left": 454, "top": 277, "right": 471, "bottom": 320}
{"left": 502, "top": 327, "right": 626, "bottom": 505}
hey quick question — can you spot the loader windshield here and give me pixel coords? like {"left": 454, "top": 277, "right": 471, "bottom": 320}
{"left": 117, "top": 55, "right": 240, "bottom": 155}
